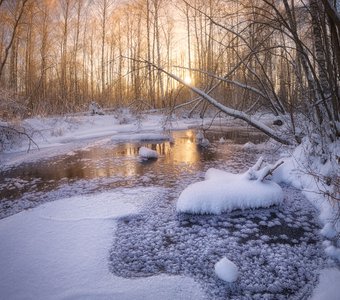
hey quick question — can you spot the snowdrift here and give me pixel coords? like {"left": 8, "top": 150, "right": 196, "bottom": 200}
{"left": 177, "top": 158, "right": 284, "bottom": 214}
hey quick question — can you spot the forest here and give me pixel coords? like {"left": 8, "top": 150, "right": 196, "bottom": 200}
{"left": 0, "top": 0, "right": 339, "bottom": 203}
{"left": 0, "top": 1, "right": 340, "bottom": 299}
{"left": 0, "top": 0, "right": 337, "bottom": 123}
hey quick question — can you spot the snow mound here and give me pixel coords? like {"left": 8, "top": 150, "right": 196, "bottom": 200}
{"left": 205, "top": 168, "right": 243, "bottom": 181}
{"left": 139, "top": 147, "right": 158, "bottom": 159}
{"left": 320, "top": 223, "right": 337, "bottom": 239}
{"left": 178, "top": 158, "right": 283, "bottom": 214}
{"left": 325, "top": 245, "right": 340, "bottom": 262}
{"left": 214, "top": 257, "right": 239, "bottom": 282}
{"left": 177, "top": 178, "right": 283, "bottom": 214}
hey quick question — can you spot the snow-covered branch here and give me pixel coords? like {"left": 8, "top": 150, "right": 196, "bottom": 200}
{"left": 134, "top": 58, "right": 292, "bottom": 145}
{"left": 0, "top": 124, "right": 39, "bottom": 153}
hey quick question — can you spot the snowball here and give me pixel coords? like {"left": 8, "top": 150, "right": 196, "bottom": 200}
{"left": 214, "top": 257, "right": 239, "bottom": 282}
{"left": 139, "top": 147, "right": 158, "bottom": 159}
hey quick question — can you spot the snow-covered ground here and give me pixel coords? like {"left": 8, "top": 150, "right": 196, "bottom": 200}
{"left": 0, "top": 187, "right": 205, "bottom": 300}
{"left": 0, "top": 112, "right": 204, "bottom": 170}
{"left": 0, "top": 112, "right": 339, "bottom": 299}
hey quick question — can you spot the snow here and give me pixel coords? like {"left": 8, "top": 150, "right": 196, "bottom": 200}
{"left": 324, "top": 245, "right": 340, "bottom": 261}
{"left": 196, "top": 131, "right": 210, "bottom": 147}
{"left": 1, "top": 112, "right": 339, "bottom": 299}
{"left": 320, "top": 223, "right": 337, "bottom": 239}
{"left": 310, "top": 268, "right": 340, "bottom": 300}
{"left": 111, "top": 132, "right": 170, "bottom": 143}
{"left": 214, "top": 257, "right": 239, "bottom": 282}
{"left": 272, "top": 140, "right": 340, "bottom": 261}
{"left": 0, "top": 187, "right": 205, "bottom": 300}
{"left": 139, "top": 146, "right": 159, "bottom": 159}
{"left": 177, "top": 165, "right": 283, "bottom": 214}
{"left": 0, "top": 113, "right": 207, "bottom": 170}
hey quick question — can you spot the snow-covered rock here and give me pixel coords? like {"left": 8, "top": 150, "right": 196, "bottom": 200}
{"left": 178, "top": 157, "right": 283, "bottom": 214}
{"left": 195, "top": 131, "right": 210, "bottom": 147}
{"left": 214, "top": 257, "right": 239, "bottom": 282}
{"left": 198, "top": 137, "right": 210, "bottom": 147}
{"left": 139, "top": 146, "right": 158, "bottom": 159}
{"left": 243, "top": 142, "right": 256, "bottom": 150}
{"left": 176, "top": 177, "right": 283, "bottom": 214}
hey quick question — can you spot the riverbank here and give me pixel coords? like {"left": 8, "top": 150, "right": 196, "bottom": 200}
{"left": 0, "top": 112, "right": 339, "bottom": 299}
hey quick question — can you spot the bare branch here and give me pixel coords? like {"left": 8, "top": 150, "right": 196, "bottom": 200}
{"left": 0, "top": 124, "right": 39, "bottom": 152}
{"left": 127, "top": 57, "right": 292, "bottom": 145}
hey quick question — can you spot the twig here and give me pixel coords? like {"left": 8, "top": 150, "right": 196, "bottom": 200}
{"left": 259, "top": 160, "right": 284, "bottom": 181}
{"left": 0, "top": 125, "right": 39, "bottom": 152}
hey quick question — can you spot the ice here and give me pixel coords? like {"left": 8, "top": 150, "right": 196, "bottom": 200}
{"left": 111, "top": 132, "right": 170, "bottom": 143}
{"left": 139, "top": 146, "right": 159, "bottom": 159}
{"left": 110, "top": 183, "right": 328, "bottom": 299}
{"left": 214, "top": 257, "right": 239, "bottom": 282}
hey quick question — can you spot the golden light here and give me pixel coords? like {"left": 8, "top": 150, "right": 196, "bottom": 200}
{"left": 184, "top": 75, "right": 192, "bottom": 85}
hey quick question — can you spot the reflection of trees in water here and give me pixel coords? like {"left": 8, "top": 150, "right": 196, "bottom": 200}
{"left": 0, "top": 129, "right": 267, "bottom": 202}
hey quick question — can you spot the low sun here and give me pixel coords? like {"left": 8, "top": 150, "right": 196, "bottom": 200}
{"left": 184, "top": 75, "right": 192, "bottom": 85}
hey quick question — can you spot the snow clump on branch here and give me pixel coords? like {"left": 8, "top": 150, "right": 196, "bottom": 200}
{"left": 176, "top": 157, "right": 284, "bottom": 214}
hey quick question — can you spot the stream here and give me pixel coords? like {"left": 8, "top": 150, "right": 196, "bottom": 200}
{"left": 0, "top": 127, "right": 328, "bottom": 299}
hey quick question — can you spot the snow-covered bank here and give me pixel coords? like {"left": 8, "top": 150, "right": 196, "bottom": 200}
{"left": 272, "top": 141, "right": 340, "bottom": 258}
{"left": 310, "top": 268, "right": 340, "bottom": 300}
{"left": 0, "top": 113, "right": 203, "bottom": 170}
{"left": 0, "top": 187, "right": 206, "bottom": 300}
{"left": 1, "top": 111, "right": 339, "bottom": 299}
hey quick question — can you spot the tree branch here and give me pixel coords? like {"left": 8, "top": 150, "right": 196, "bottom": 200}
{"left": 125, "top": 57, "right": 292, "bottom": 145}
{"left": 0, "top": 124, "right": 39, "bottom": 152}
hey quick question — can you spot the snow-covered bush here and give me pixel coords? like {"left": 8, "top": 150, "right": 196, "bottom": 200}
{"left": 0, "top": 89, "right": 27, "bottom": 121}
{"left": 89, "top": 102, "right": 104, "bottom": 116}
{"left": 0, "top": 122, "right": 36, "bottom": 152}
{"left": 113, "top": 108, "right": 136, "bottom": 125}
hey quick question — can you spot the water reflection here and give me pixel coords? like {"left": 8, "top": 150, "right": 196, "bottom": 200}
{"left": 0, "top": 128, "right": 268, "bottom": 201}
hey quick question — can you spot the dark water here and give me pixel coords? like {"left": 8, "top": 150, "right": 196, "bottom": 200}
{"left": 0, "top": 128, "right": 268, "bottom": 203}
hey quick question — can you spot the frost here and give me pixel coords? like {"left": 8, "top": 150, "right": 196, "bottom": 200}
{"left": 110, "top": 185, "right": 327, "bottom": 299}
